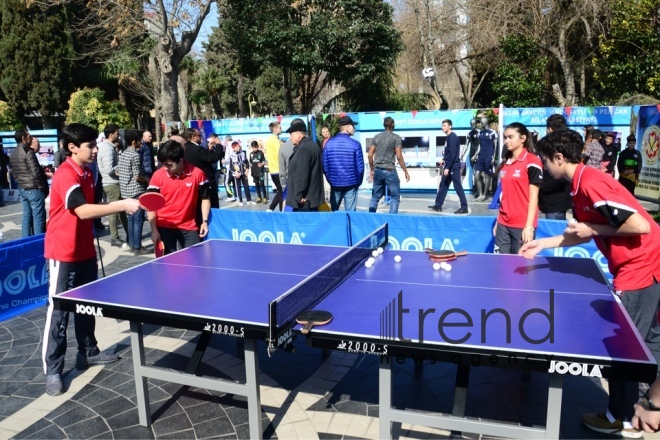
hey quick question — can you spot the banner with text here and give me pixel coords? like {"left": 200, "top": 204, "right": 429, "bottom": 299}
{"left": 635, "top": 105, "right": 660, "bottom": 200}
{"left": 0, "top": 234, "right": 48, "bottom": 322}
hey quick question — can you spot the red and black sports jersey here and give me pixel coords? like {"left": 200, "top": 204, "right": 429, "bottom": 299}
{"left": 148, "top": 162, "right": 209, "bottom": 231}
{"left": 497, "top": 151, "right": 543, "bottom": 228}
{"left": 44, "top": 158, "right": 96, "bottom": 262}
{"left": 571, "top": 163, "right": 660, "bottom": 291}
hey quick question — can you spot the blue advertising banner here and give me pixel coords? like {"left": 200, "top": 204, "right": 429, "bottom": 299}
{"left": 190, "top": 115, "right": 309, "bottom": 137}
{"left": 357, "top": 110, "right": 476, "bottom": 131}
{"left": 635, "top": 105, "right": 660, "bottom": 199}
{"left": 0, "top": 234, "right": 48, "bottom": 322}
{"left": 346, "top": 212, "right": 495, "bottom": 252}
{"left": 503, "top": 106, "right": 632, "bottom": 140}
{"left": 207, "top": 209, "right": 350, "bottom": 246}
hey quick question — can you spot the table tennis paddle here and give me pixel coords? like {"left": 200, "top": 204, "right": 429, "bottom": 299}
{"left": 139, "top": 192, "right": 166, "bottom": 211}
{"left": 154, "top": 239, "right": 164, "bottom": 258}
{"left": 427, "top": 250, "right": 467, "bottom": 262}
{"left": 296, "top": 310, "right": 333, "bottom": 334}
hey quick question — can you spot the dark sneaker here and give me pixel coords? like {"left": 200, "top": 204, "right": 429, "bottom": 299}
{"left": 428, "top": 205, "right": 442, "bottom": 212}
{"left": 46, "top": 374, "right": 63, "bottom": 396}
{"left": 581, "top": 413, "right": 642, "bottom": 438}
{"left": 133, "top": 247, "right": 150, "bottom": 256}
{"left": 110, "top": 238, "right": 125, "bottom": 247}
{"left": 454, "top": 208, "right": 469, "bottom": 214}
{"left": 76, "top": 352, "right": 119, "bottom": 370}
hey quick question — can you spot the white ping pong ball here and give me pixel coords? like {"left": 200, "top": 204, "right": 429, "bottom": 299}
{"left": 372, "top": 250, "right": 379, "bottom": 257}
{"left": 394, "top": 255, "right": 402, "bottom": 263}
{"left": 569, "top": 218, "right": 578, "bottom": 224}
{"left": 367, "top": 257, "right": 375, "bottom": 264}
{"left": 377, "top": 247, "right": 384, "bottom": 255}
{"left": 365, "top": 260, "right": 373, "bottom": 268}
{"left": 444, "top": 264, "right": 452, "bottom": 271}
{"left": 433, "top": 262, "right": 441, "bottom": 270}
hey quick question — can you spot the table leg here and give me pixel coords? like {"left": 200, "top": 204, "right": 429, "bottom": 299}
{"left": 130, "top": 321, "right": 151, "bottom": 426}
{"left": 450, "top": 364, "right": 470, "bottom": 437}
{"left": 244, "top": 338, "right": 263, "bottom": 439}
{"left": 545, "top": 374, "right": 564, "bottom": 439}
{"left": 379, "top": 360, "right": 393, "bottom": 438}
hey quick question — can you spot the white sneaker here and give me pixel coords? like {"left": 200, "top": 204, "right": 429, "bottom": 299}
{"left": 239, "top": 202, "right": 244, "bottom": 206}
{"left": 266, "top": 209, "right": 273, "bottom": 212}
{"left": 226, "top": 197, "right": 236, "bottom": 202}
{"left": 121, "top": 243, "right": 130, "bottom": 250}
{"left": 247, "top": 201, "right": 256, "bottom": 205}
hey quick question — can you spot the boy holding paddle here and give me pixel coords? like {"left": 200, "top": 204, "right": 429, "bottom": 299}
{"left": 147, "top": 140, "right": 210, "bottom": 255}
{"left": 43, "top": 123, "right": 141, "bottom": 396}
{"left": 519, "top": 129, "right": 660, "bottom": 438}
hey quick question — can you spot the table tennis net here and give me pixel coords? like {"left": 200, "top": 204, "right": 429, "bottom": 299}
{"left": 267, "top": 224, "right": 388, "bottom": 348}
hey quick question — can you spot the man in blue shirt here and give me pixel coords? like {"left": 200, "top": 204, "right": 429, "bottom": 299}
{"left": 322, "top": 116, "right": 364, "bottom": 211}
{"left": 429, "top": 119, "right": 468, "bottom": 214}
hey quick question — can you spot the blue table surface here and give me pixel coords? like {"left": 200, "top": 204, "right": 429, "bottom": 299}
{"left": 57, "top": 239, "right": 653, "bottom": 364}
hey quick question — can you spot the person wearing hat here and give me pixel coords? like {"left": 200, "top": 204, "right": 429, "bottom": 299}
{"left": 322, "top": 116, "right": 364, "bottom": 211}
{"left": 285, "top": 120, "right": 324, "bottom": 211}
{"left": 617, "top": 134, "right": 641, "bottom": 195}
{"left": 602, "top": 132, "right": 619, "bottom": 176}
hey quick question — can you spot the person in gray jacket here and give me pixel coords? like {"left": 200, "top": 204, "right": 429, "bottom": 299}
{"left": 9, "top": 129, "right": 49, "bottom": 236}
{"left": 98, "top": 124, "right": 128, "bottom": 247}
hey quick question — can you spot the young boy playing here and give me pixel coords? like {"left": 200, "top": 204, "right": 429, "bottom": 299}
{"left": 249, "top": 140, "right": 267, "bottom": 203}
{"left": 147, "top": 140, "right": 211, "bottom": 254}
{"left": 227, "top": 141, "right": 253, "bottom": 206}
{"left": 43, "top": 123, "right": 141, "bottom": 396}
{"left": 520, "top": 129, "right": 660, "bottom": 439}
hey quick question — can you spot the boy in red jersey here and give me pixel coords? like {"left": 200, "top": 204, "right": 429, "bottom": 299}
{"left": 147, "top": 139, "right": 210, "bottom": 254}
{"left": 43, "top": 124, "right": 141, "bottom": 396}
{"left": 520, "top": 129, "right": 660, "bottom": 439}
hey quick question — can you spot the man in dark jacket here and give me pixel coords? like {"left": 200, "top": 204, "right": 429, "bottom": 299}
{"left": 285, "top": 120, "right": 324, "bottom": 211}
{"left": 322, "top": 115, "right": 364, "bottom": 211}
{"left": 539, "top": 114, "right": 572, "bottom": 219}
{"left": 9, "top": 129, "right": 49, "bottom": 236}
{"left": 617, "top": 134, "right": 642, "bottom": 195}
{"left": 428, "top": 119, "right": 468, "bottom": 214}
{"left": 183, "top": 128, "right": 223, "bottom": 219}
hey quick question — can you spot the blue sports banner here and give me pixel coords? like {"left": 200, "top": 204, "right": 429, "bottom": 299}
{"left": 207, "top": 209, "right": 350, "bottom": 246}
{"left": 503, "top": 106, "right": 632, "bottom": 140}
{"left": 0, "top": 234, "right": 48, "bottom": 322}
{"left": 346, "top": 212, "right": 495, "bottom": 252}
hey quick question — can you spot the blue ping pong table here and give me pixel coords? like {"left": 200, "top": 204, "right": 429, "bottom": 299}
{"left": 54, "top": 224, "right": 657, "bottom": 439}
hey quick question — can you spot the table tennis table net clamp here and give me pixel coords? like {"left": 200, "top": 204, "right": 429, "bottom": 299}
{"left": 266, "top": 223, "right": 389, "bottom": 355}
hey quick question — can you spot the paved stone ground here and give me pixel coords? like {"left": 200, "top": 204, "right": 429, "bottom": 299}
{"left": 1, "top": 189, "right": 659, "bottom": 439}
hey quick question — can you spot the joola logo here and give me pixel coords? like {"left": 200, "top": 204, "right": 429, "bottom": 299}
{"left": 76, "top": 304, "right": 103, "bottom": 317}
{"left": 548, "top": 360, "right": 602, "bottom": 377}
{"left": 231, "top": 228, "right": 305, "bottom": 244}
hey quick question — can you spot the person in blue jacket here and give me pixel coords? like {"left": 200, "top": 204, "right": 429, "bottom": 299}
{"left": 429, "top": 119, "right": 469, "bottom": 214}
{"left": 322, "top": 116, "right": 364, "bottom": 211}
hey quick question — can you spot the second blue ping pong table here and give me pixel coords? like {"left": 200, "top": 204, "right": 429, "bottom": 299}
{"left": 54, "top": 224, "right": 656, "bottom": 439}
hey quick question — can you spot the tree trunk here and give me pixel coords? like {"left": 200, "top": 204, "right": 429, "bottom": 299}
{"left": 237, "top": 75, "right": 246, "bottom": 117}
{"left": 178, "top": 72, "right": 189, "bottom": 123}
{"left": 283, "top": 67, "right": 294, "bottom": 115}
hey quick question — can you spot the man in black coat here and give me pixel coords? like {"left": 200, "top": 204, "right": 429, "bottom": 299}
{"left": 285, "top": 120, "right": 324, "bottom": 211}
{"left": 183, "top": 128, "right": 223, "bottom": 212}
